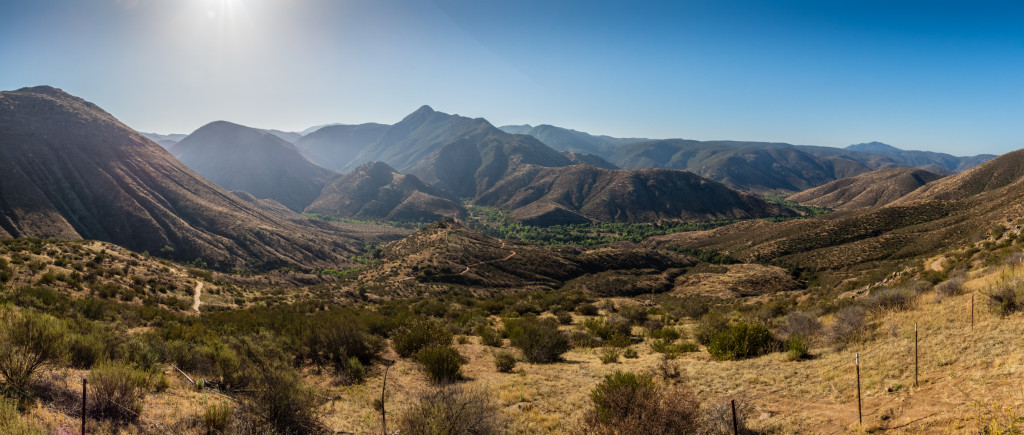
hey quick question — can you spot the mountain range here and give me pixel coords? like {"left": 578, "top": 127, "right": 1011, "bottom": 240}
{"left": 0, "top": 86, "right": 403, "bottom": 269}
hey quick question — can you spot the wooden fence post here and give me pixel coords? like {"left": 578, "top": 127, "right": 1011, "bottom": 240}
{"left": 382, "top": 360, "right": 393, "bottom": 435}
{"left": 81, "top": 377, "right": 87, "bottom": 435}
{"left": 731, "top": 399, "right": 738, "bottom": 435}
{"left": 856, "top": 353, "right": 862, "bottom": 425}
{"left": 971, "top": 293, "right": 975, "bottom": 329}
{"left": 914, "top": 323, "right": 919, "bottom": 387}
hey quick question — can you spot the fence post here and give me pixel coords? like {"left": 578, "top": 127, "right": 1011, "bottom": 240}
{"left": 81, "top": 377, "right": 87, "bottom": 435}
{"left": 856, "top": 353, "right": 862, "bottom": 425}
{"left": 382, "top": 360, "right": 392, "bottom": 435}
{"left": 971, "top": 293, "right": 975, "bottom": 329}
{"left": 914, "top": 323, "right": 919, "bottom": 387}
{"left": 731, "top": 399, "right": 738, "bottom": 435}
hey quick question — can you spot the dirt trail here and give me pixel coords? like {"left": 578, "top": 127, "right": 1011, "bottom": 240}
{"left": 192, "top": 281, "right": 203, "bottom": 312}
{"left": 461, "top": 241, "right": 516, "bottom": 275}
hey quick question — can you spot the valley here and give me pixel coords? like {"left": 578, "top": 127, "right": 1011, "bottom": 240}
{"left": 1, "top": 85, "right": 1021, "bottom": 435}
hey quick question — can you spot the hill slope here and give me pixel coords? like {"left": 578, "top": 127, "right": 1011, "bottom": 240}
{"left": 172, "top": 121, "right": 337, "bottom": 211}
{"left": 475, "top": 164, "right": 798, "bottom": 225}
{"left": 294, "top": 123, "right": 390, "bottom": 170}
{"left": 0, "top": 86, "right": 399, "bottom": 269}
{"left": 499, "top": 124, "right": 648, "bottom": 156}
{"left": 788, "top": 167, "right": 943, "bottom": 210}
{"left": 305, "top": 162, "right": 465, "bottom": 221}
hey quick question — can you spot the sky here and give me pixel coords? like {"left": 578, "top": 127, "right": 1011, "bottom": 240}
{"left": 1, "top": 0, "right": 1022, "bottom": 155}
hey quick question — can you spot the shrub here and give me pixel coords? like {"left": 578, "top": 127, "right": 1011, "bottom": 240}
{"left": 648, "top": 326, "right": 681, "bottom": 341}
{"left": 827, "top": 305, "right": 867, "bottom": 349}
{"left": 475, "top": 325, "right": 503, "bottom": 347}
{"left": 494, "top": 351, "right": 517, "bottom": 373}
{"left": 656, "top": 355, "right": 681, "bottom": 381}
{"left": 416, "top": 346, "right": 465, "bottom": 384}
{"left": 250, "top": 362, "right": 320, "bottom": 433}
{"left": 623, "top": 347, "right": 638, "bottom": 359}
{"left": 392, "top": 319, "right": 452, "bottom": 358}
{"left": 599, "top": 348, "right": 621, "bottom": 364}
{"left": 586, "top": 371, "right": 700, "bottom": 434}
{"left": 0, "top": 309, "right": 67, "bottom": 397}
{"left": 618, "top": 305, "right": 649, "bottom": 326}
{"left": 0, "top": 258, "right": 12, "bottom": 284}
{"left": 569, "top": 330, "right": 599, "bottom": 348}
{"left": 555, "top": 310, "right": 574, "bottom": 325}
{"left": 650, "top": 339, "right": 698, "bottom": 359}
{"left": 0, "top": 396, "right": 45, "bottom": 434}
{"left": 89, "top": 361, "right": 150, "bottom": 421}
{"left": 506, "top": 317, "right": 570, "bottom": 363}
{"left": 706, "top": 321, "right": 777, "bottom": 360}
{"left": 398, "top": 386, "right": 504, "bottom": 435}
{"left": 584, "top": 316, "right": 631, "bottom": 341}
{"left": 780, "top": 310, "right": 821, "bottom": 342}
{"left": 203, "top": 400, "right": 233, "bottom": 434}
{"left": 577, "top": 303, "right": 599, "bottom": 316}
{"left": 935, "top": 273, "right": 966, "bottom": 297}
{"left": 68, "top": 330, "right": 109, "bottom": 369}
{"left": 786, "top": 335, "right": 811, "bottom": 361}
{"left": 695, "top": 311, "right": 729, "bottom": 346}
{"left": 701, "top": 398, "right": 756, "bottom": 435}
{"left": 988, "top": 285, "right": 1022, "bottom": 317}
{"left": 301, "top": 315, "right": 384, "bottom": 377}
{"left": 867, "top": 286, "right": 918, "bottom": 311}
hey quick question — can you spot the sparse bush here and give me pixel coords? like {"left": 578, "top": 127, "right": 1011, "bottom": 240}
{"left": 619, "top": 304, "right": 648, "bottom": 326}
{"left": 695, "top": 311, "right": 729, "bottom": 346}
{"left": 648, "top": 326, "right": 681, "bottom": 341}
{"left": 301, "top": 314, "right": 384, "bottom": 378}
{"left": 203, "top": 400, "right": 233, "bottom": 434}
{"left": 827, "top": 305, "right": 867, "bottom": 349}
{"left": 250, "top": 362, "right": 320, "bottom": 433}
{"left": 623, "top": 347, "right": 638, "bottom": 359}
{"left": 867, "top": 286, "right": 918, "bottom": 311}
{"left": 655, "top": 355, "right": 681, "bottom": 381}
{"left": 0, "top": 258, "right": 12, "bottom": 284}
{"left": 494, "top": 351, "right": 516, "bottom": 373}
{"left": 392, "top": 319, "right": 453, "bottom": 358}
{"left": 68, "top": 330, "right": 109, "bottom": 369}
{"left": 475, "top": 325, "right": 503, "bottom": 347}
{"left": 706, "top": 321, "right": 777, "bottom": 360}
{"left": 569, "top": 330, "right": 599, "bottom": 348}
{"left": 586, "top": 370, "right": 700, "bottom": 434}
{"left": 416, "top": 346, "right": 465, "bottom": 384}
{"left": 89, "top": 360, "right": 150, "bottom": 421}
{"left": 584, "top": 316, "right": 631, "bottom": 341}
{"left": 779, "top": 310, "right": 821, "bottom": 342}
{"left": 555, "top": 310, "right": 574, "bottom": 325}
{"left": 701, "top": 398, "right": 756, "bottom": 435}
{"left": 398, "top": 386, "right": 505, "bottom": 435}
{"left": 578, "top": 303, "right": 599, "bottom": 316}
{"left": 506, "top": 316, "right": 569, "bottom": 363}
{"left": 935, "top": 274, "right": 967, "bottom": 297}
{"left": 0, "top": 396, "right": 45, "bottom": 434}
{"left": 650, "top": 339, "right": 698, "bottom": 359}
{"left": 786, "top": 335, "right": 811, "bottom": 361}
{"left": 600, "top": 348, "right": 621, "bottom": 364}
{"left": 0, "top": 308, "right": 67, "bottom": 397}
{"left": 988, "top": 285, "right": 1022, "bottom": 317}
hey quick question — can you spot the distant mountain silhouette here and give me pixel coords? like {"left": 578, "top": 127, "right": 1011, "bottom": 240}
{"left": 306, "top": 162, "right": 465, "bottom": 221}
{"left": 294, "top": 123, "right": 390, "bottom": 170}
{"left": 846, "top": 141, "right": 902, "bottom": 152}
{"left": 475, "top": 164, "right": 797, "bottom": 225}
{"left": 0, "top": 86, "right": 400, "bottom": 269}
{"left": 843, "top": 142, "right": 995, "bottom": 172}
{"left": 172, "top": 121, "right": 337, "bottom": 212}
{"left": 498, "top": 124, "right": 647, "bottom": 156}
{"left": 262, "top": 129, "right": 303, "bottom": 143}
{"left": 346, "top": 106, "right": 615, "bottom": 198}
{"left": 788, "top": 167, "right": 943, "bottom": 210}
{"left": 140, "top": 132, "right": 186, "bottom": 150}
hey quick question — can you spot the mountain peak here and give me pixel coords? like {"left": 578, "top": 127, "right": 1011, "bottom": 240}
{"left": 847, "top": 141, "right": 901, "bottom": 152}
{"left": 414, "top": 105, "right": 435, "bottom": 114}
{"left": 15, "top": 85, "right": 71, "bottom": 98}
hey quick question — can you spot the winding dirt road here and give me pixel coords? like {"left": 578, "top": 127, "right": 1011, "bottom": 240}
{"left": 192, "top": 281, "right": 204, "bottom": 312}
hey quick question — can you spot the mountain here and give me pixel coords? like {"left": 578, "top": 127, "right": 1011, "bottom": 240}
{"left": 347, "top": 106, "right": 616, "bottom": 198}
{"left": 787, "top": 167, "right": 944, "bottom": 211}
{"left": 498, "top": 124, "right": 648, "bottom": 156}
{"left": 172, "top": 121, "right": 337, "bottom": 212}
{"left": 0, "top": 86, "right": 403, "bottom": 269}
{"left": 262, "top": 129, "right": 303, "bottom": 143}
{"left": 305, "top": 162, "right": 465, "bottom": 222}
{"left": 846, "top": 141, "right": 901, "bottom": 152}
{"left": 475, "top": 164, "right": 798, "bottom": 225}
{"left": 609, "top": 140, "right": 874, "bottom": 194}
{"left": 300, "top": 123, "right": 343, "bottom": 135}
{"left": 843, "top": 142, "right": 996, "bottom": 173}
{"left": 140, "top": 132, "right": 186, "bottom": 149}
{"left": 294, "top": 123, "right": 390, "bottom": 170}
{"left": 896, "top": 148, "right": 1024, "bottom": 203}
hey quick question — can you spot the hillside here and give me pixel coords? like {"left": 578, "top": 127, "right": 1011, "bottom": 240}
{"left": 139, "top": 132, "right": 185, "bottom": 149}
{"left": 294, "top": 123, "right": 390, "bottom": 170}
{"left": 498, "top": 124, "right": 647, "bottom": 156}
{"left": 0, "top": 86, "right": 401, "bottom": 269}
{"left": 305, "top": 162, "right": 465, "bottom": 222}
{"left": 171, "top": 121, "right": 337, "bottom": 212}
{"left": 475, "top": 164, "right": 799, "bottom": 225}
{"left": 846, "top": 141, "right": 996, "bottom": 172}
{"left": 788, "top": 167, "right": 943, "bottom": 211}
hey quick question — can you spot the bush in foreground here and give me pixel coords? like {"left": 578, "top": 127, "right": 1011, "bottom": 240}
{"left": 706, "top": 321, "right": 776, "bottom": 360}
{"left": 416, "top": 346, "right": 465, "bottom": 384}
{"left": 494, "top": 351, "right": 517, "bottom": 373}
{"left": 0, "top": 308, "right": 67, "bottom": 399}
{"left": 505, "top": 316, "right": 569, "bottom": 363}
{"left": 398, "top": 386, "right": 505, "bottom": 435}
{"left": 88, "top": 361, "right": 150, "bottom": 421}
{"left": 586, "top": 370, "right": 700, "bottom": 434}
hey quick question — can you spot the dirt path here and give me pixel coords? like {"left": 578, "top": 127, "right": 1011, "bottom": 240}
{"left": 460, "top": 241, "right": 516, "bottom": 275}
{"left": 192, "top": 281, "right": 203, "bottom": 312}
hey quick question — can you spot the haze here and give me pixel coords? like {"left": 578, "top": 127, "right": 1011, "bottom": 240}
{"left": 1, "top": 0, "right": 1021, "bottom": 154}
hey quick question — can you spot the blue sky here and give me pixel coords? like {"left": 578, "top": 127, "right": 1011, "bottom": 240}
{"left": 1, "top": 0, "right": 1021, "bottom": 155}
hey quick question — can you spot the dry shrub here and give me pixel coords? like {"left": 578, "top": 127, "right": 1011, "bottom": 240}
{"left": 701, "top": 398, "right": 758, "bottom": 434}
{"left": 779, "top": 310, "right": 821, "bottom": 342}
{"left": 506, "top": 316, "right": 569, "bottom": 363}
{"left": 398, "top": 385, "right": 505, "bottom": 435}
{"left": 88, "top": 360, "right": 150, "bottom": 421}
{"left": 585, "top": 370, "right": 700, "bottom": 434}
{"left": 0, "top": 308, "right": 67, "bottom": 400}
{"left": 203, "top": 400, "right": 233, "bottom": 433}
{"left": 494, "top": 351, "right": 516, "bottom": 373}
{"left": 827, "top": 305, "right": 867, "bottom": 349}
{"left": 866, "top": 286, "right": 918, "bottom": 311}
{"left": 935, "top": 273, "right": 967, "bottom": 297}
{"left": 415, "top": 346, "right": 465, "bottom": 384}
{"left": 0, "top": 396, "right": 44, "bottom": 434}
{"left": 987, "top": 285, "right": 1022, "bottom": 317}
